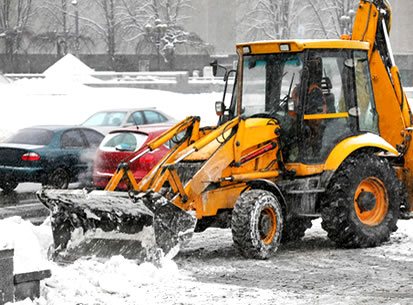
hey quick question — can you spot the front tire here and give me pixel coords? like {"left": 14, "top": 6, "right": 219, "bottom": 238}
{"left": 321, "top": 153, "right": 399, "bottom": 248}
{"left": 231, "top": 189, "right": 283, "bottom": 259}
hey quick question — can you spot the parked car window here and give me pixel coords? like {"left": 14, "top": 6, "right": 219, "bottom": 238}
{"left": 61, "top": 130, "right": 85, "bottom": 148}
{"left": 83, "top": 111, "right": 127, "bottom": 127}
{"left": 127, "top": 111, "right": 145, "bottom": 125}
{"left": 100, "top": 132, "right": 148, "bottom": 152}
{"left": 82, "top": 129, "right": 104, "bottom": 148}
{"left": 6, "top": 128, "right": 54, "bottom": 145}
{"left": 143, "top": 110, "right": 167, "bottom": 124}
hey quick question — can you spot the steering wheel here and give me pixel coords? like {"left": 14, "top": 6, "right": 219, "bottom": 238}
{"left": 248, "top": 111, "right": 283, "bottom": 129}
{"left": 249, "top": 93, "right": 291, "bottom": 122}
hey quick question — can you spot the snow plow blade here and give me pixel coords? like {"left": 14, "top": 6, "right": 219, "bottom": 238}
{"left": 37, "top": 189, "right": 196, "bottom": 263}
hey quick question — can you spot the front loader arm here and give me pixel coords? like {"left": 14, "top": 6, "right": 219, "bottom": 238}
{"left": 104, "top": 116, "right": 201, "bottom": 191}
{"left": 137, "top": 117, "right": 241, "bottom": 196}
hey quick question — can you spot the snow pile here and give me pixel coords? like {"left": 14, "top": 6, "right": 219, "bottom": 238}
{"left": 43, "top": 53, "right": 98, "bottom": 84}
{"left": 42, "top": 255, "right": 187, "bottom": 305}
{"left": 0, "top": 217, "right": 52, "bottom": 273}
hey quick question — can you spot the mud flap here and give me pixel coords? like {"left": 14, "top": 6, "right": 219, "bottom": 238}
{"left": 37, "top": 189, "right": 196, "bottom": 263}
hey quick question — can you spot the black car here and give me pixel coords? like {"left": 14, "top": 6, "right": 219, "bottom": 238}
{"left": 0, "top": 126, "right": 104, "bottom": 192}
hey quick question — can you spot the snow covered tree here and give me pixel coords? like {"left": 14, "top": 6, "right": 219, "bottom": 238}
{"left": 0, "top": 0, "right": 35, "bottom": 71}
{"left": 238, "top": 0, "right": 310, "bottom": 40}
{"left": 306, "top": 0, "right": 359, "bottom": 38}
{"left": 119, "top": 0, "right": 211, "bottom": 70}
{"left": 238, "top": 0, "right": 358, "bottom": 41}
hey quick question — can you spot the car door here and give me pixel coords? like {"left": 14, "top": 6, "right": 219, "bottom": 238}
{"left": 60, "top": 129, "right": 88, "bottom": 177}
{"left": 126, "top": 111, "right": 145, "bottom": 126}
{"left": 143, "top": 110, "right": 167, "bottom": 124}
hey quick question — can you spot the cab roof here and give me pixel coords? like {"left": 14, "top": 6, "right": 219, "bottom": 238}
{"left": 236, "top": 39, "right": 370, "bottom": 55}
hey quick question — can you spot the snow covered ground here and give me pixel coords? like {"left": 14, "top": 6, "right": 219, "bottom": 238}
{"left": 1, "top": 216, "right": 412, "bottom": 305}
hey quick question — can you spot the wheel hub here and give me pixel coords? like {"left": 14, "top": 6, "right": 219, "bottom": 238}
{"left": 356, "top": 191, "right": 376, "bottom": 212}
{"left": 354, "top": 177, "right": 388, "bottom": 226}
{"left": 259, "top": 207, "right": 277, "bottom": 244}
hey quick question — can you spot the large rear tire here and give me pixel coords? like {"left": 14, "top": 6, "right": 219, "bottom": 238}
{"left": 231, "top": 189, "right": 283, "bottom": 259}
{"left": 321, "top": 153, "right": 399, "bottom": 248}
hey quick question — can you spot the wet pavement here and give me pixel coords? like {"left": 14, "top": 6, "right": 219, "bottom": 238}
{"left": 0, "top": 183, "right": 50, "bottom": 224}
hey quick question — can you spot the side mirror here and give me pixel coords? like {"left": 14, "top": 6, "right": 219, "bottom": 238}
{"left": 344, "top": 58, "right": 355, "bottom": 68}
{"left": 215, "top": 101, "right": 225, "bottom": 116}
{"left": 210, "top": 60, "right": 218, "bottom": 76}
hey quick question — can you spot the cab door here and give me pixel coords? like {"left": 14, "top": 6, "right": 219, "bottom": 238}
{"left": 298, "top": 49, "right": 372, "bottom": 164}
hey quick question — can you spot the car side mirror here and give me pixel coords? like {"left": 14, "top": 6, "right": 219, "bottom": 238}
{"left": 215, "top": 101, "right": 225, "bottom": 116}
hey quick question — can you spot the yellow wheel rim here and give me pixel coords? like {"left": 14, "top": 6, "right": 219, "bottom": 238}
{"left": 259, "top": 207, "right": 277, "bottom": 244}
{"left": 354, "top": 177, "right": 389, "bottom": 226}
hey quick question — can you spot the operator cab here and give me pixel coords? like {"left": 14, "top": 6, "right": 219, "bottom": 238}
{"left": 222, "top": 40, "right": 378, "bottom": 165}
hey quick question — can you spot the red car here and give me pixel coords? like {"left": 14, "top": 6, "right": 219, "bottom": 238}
{"left": 93, "top": 125, "right": 172, "bottom": 190}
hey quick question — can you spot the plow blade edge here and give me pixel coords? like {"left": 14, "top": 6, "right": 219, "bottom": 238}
{"left": 37, "top": 189, "right": 196, "bottom": 262}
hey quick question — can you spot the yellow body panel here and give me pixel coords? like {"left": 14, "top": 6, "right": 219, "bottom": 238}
{"left": 237, "top": 40, "right": 369, "bottom": 55}
{"left": 324, "top": 134, "right": 398, "bottom": 171}
{"left": 200, "top": 184, "right": 246, "bottom": 217}
{"left": 285, "top": 163, "right": 325, "bottom": 176}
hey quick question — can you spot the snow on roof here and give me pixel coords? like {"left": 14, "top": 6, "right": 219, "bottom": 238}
{"left": 43, "top": 53, "right": 98, "bottom": 83}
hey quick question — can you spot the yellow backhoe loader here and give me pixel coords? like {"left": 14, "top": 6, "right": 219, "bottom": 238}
{"left": 38, "top": 0, "right": 412, "bottom": 261}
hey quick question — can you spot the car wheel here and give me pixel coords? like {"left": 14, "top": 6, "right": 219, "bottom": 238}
{"left": 46, "top": 168, "right": 70, "bottom": 189}
{"left": 0, "top": 180, "right": 18, "bottom": 193}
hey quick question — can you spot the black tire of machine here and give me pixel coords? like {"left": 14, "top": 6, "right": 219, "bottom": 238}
{"left": 321, "top": 153, "right": 399, "bottom": 248}
{"left": 232, "top": 189, "right": 283, "bottom": 259}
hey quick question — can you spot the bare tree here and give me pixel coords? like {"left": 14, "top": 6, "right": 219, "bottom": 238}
{"left": 80, "top": 0, "right": 125, "bottom": 69}
{"left": 120, "top": 0, "right": 211, "bottom": 70}
{"left": 31, "top": 0, "right": 94, "bottom": 56}
{"left": 238, "top": 0, "right": 310, "bottom": 40}
{"left": 306, "top": 0, "right": 359, "bottom": 38}
{"left": 0, "top": 0, "right": 35, "bottom": 71}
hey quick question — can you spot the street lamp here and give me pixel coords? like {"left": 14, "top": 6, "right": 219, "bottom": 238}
{"left": 71, "top": 0, "right": 80, "bottom": 57}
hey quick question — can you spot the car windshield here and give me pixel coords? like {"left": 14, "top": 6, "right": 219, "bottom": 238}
{"left": 6, "top": 128, "right": 54, "bottom": 145}
{"left": 83, "top": 112, "right": 127, "bottom": 127}
{"left": 100, "top": 132, "right": 148, "bottom": 152}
